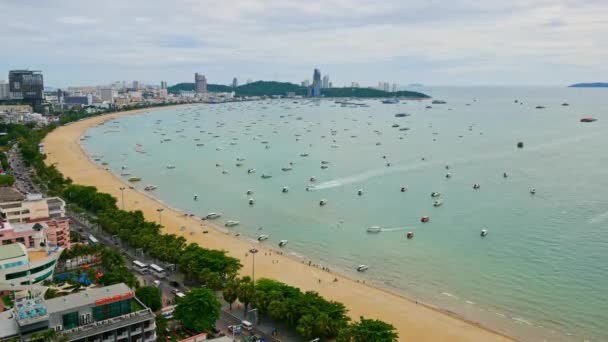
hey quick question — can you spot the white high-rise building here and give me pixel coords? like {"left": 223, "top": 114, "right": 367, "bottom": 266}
{"left": 100, "top": 88, "right": 116, "bottom": 103}
{"left": 322, "top": 75, "right": 330, "bottom": 89}
{"left": 0, "top": 80, "right": 9, "bottom": 99}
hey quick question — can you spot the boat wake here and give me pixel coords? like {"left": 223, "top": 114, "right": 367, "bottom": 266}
{"left": 588, "top": 210, "right": 608, "bottom": 224}
{"left": 380, "top": 227, "right": 411, "bottom": 232}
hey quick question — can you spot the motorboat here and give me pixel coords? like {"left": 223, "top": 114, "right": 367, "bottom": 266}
{"left": 392, "top": 124, "right": 400, "bottom": 128}
{"left": 261, "top": 174, "right": 272, "bottom": 179}
{"left": 246, "top": 190, "right": 254, "bottom": 195}
{"left": 431, "top": 192, "right": 440, "bottom": 197}
{"left": 120, "top": 172, "right": 131, "bottom": 176}
{"left": 406, "top": 231, "right": 414, "bottom": 239}
{"left": 400, "top": 186, "right": 407, "bottom": 192}
{"left": 225, "top": 220, "right": 240, "bottom": 227}
{"left": 357, "top": 264, "right": 369, "bottom": 272}
{"left": 357, "top": 189, "right": 364, "bottom": 196}
{"left": 282, "top": 187, "right": 289, "bottom": 193}
{"left": 281, "top": 166, "right": 293, "bottom": 171}
{"left": 473, "top": 184, "right": 481, "bottom": 190}
{"left": 128, "top": 177, "right": 141, "bottom": 182}
{"left": 300, "top": 153, "right": 309, "bottom": 157}
{"left": 248, "top": 198, "right": 255, "bottom": 205}
{"left": 319, "top": 199, "right": 327, "bottom": 206}
{"left": 381, "top": 98, "right": 399, "bottom": 104}
{"left": 561, "top": 103, "right": 570, "bottom": 106}
{"left": 310, "top": 176, "right": 317, "bottom": 182}
{"left": 503, "top": 172, "right": 508, "bottom": 178}
{"left": 279, "top": 240, "right": 288, "bottom": 247}
{"left": 144, "top": 185, "right": 157, "bottom": 191}
{"left": 236, "top": 162, "right": 243, "bottom": 167}
{"left": 446, "top": 173, "right": 452, "bottom": 178}
{"left": 206, "top": 213, "right": 222, "bottom": 219}
{"left": 530, "top": 188, "right": 536, "bottom": 195}
{"left": 394, "top": 113, "right": 410, "bottom": 117}
{"left": 248, "top": 168, "right": 256, "bottom": 174}
{"left": 432, "top": 100, "right": 447, "bottom": 104}
{"left": 480, "top": 229, "right": 488, "bottom": 237}
{"left": 433, "top": 200, "right": 443, "bottom": 207}
{"left": 517, "top": 141, "right": 524, "bottom": 148}
{"left": 258, "top": 234, "right": 269, "bottom": 241}
{"left": 367, "top": 226, "right": 382, "bottom": 233}
{"left": 420, "top": 216, "right": 430, "bottom": 223}
{"left": 580, "top": 117, "right": 597, "bottom": 122}
{"left": 166, "top": 165, "right": 176, "bottom": 169}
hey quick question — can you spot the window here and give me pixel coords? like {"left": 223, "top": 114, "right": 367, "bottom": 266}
{"left": 16, "top": 237, "right": 25, "bottom": 243}
{"left": 3, "top": 260, "right": 25, "bottom": 269}
{"left": 33, "top": 270, "right": 54, "bottom": 283}
{"left": 21, "top": 209, "right": 30, "bottom": 214}
{"left": 29, "top": 260, "right": 56, "bottom": 274}
{"left": 92, "top": 299, "right": 132, "bottom": 321}
{"left": 2, "top": 239, "right": 12, "bottom": 245}
{"left": 63, "top": 311, "right": 80, "bottom": 330}
{"left": 6, "top": 269, "right": 28, "bottom": 280}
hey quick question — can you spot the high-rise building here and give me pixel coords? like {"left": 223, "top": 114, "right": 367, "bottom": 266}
{"left": 194, "top": 73, "right": 207, "bottom": 93}
{"left": 322, "top": 75, "right": 330, "bottom": 89}
{"left": 8, "top": 70, "right": 44, "bottom": 108}
{"left": 160, "top": 81, "right": 167, "bottom": 90}
{"left": 0, "top": 243, "right": 63, "bottom": 286}
{"left": 132, "top": 80, "right": 140, "bottom": 90}
{"left": 312, "top": 69, "right": 322, "bottom": 97}
{"left": 0, "top": 283, "right": 157, "bottom": 342}
{"left": 232, "top": 77, "right": 238, "bottom": 89}
{"left": 391, "top": 83, "right": 398, "bottom": 92}
{"left": 0, "top": 80, "right": 9, "bottom": 99}
{"left": 301, "top": 80, "right": 310, "bottom": 87}
{"left": 329, "top": 82, "right": 333, "bottom": 88}
{"left": 351, "top": 82, "right": 359, "bottom": 88}
{"left": 100, "top": 88, "right": 116, "bottom": 103}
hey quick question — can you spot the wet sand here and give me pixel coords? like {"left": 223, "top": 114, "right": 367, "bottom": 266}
{"left": 44, "top": 106, "right": 515, "bottom": 342}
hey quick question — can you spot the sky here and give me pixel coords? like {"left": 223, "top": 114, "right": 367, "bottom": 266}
{"left": 1, "top": 0, "right": 607, "bottom": 87}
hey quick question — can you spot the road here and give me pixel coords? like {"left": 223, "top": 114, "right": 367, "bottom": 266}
{"left": 7, "top": 144, "right": 41, "bottom": 194}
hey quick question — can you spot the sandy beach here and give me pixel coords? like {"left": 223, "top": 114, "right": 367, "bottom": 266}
{"left": 44, "top": 106, "right": 515, "bottom": 342}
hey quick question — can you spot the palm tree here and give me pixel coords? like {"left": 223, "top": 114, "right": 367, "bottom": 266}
{"left": 222, "top": 280, "right": 239, "bottom": 310}
{"left": 237, "top": 277, "right": 255, "bottom": 316}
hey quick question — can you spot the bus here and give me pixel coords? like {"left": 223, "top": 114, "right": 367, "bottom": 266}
{"left": 149, "top": 263, "right": 167, "bottom": 279}
{"left": 132, "top": 260, "right": 149, "bottom": 274}
{"left": 88, "top": 235, "right": 99, "bottom": 245}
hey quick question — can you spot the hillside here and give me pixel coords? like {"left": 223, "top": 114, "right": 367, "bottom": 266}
{"left": 569, "top": 82, "right": 608, "bottom": 88}
{"left": 167, "top": 80, "right": 429, "bottom": 98}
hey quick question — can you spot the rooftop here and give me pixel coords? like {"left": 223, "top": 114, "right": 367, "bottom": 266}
{"left": 0, "top": 187, "right": 25, "bottom": 203}
{"left": 45, "top": 283, "right": 133, "bottom": 314}
{"left": 28, "top": 248, "right": 60, "bottom": 263}
{"left": 0, "top": 243, "right": 27, "bottom": 260}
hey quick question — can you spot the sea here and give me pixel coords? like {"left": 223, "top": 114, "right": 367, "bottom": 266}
{"left": 82, "top": 87, "right": 608, "bottom": 342}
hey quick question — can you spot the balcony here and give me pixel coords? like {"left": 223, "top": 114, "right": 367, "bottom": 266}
{"left": 59, "top": 309, "right": 155, "bottom": 341}
{"left": 145, "top": 333, "right": 156, "bottom": 342}
{"left": 116, "top": 331, "right": 128, "bottom": 340}
{"left": 144, "top": 323, "right": 155, "bottom": 332}
{"left": 131, "top": 327, "right": 142, "bottom": 335}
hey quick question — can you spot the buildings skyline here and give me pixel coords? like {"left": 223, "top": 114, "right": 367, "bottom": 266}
{"left": 194, "top": 72, "right": 207, "bottom": 93}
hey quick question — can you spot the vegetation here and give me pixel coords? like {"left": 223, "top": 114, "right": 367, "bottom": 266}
{"left": 222, "top": 279, "right": 239, "bottom": 310}
{"left": 135, "top": 286, "right": 162, "bottom": 311}
{"left": 253, "top": 278, "right": 350, "bottom": 340}
{"left": 235, "top": 81, "right": 306, "bottom": 97}
{"left": 0, "top": 174, "right": 15, "bottom": 186}
{"left": 167, "top": 83, "right": 232, "bottom": 94}
{"left": 323, "top": 87, "right": 429, "bottom": 98}
{"left": 173, "top": 288, "right": 221, "bottom": 333}
{"left": 337, "top": 317, "right": 399, "bottom": 342}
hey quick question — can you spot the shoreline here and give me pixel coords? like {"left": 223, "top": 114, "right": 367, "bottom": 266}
{"left": 44, "top": 104, "right": 516, "bottom": 342}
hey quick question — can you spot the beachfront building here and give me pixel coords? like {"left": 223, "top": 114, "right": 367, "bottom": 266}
{"left": 0, "top": 219, "right": 70, "bottom": 249}
{"left": 0, "top": 242, "right": 62, "bottom": 286}
{"left": 312, "top": 69, "right": 322, "bottom": 97}
{"left": 195, "top": 73, "right": 207, "bottom": 94}
{"left": 0, "top": 193, "right": 66, "bottom": 224}
{"left": 0, "top": 283, "right": 157, "bottom": 342}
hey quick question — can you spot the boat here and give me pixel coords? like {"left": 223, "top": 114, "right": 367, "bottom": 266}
{"left": 535, "top": 106, "right": 545, "bottom": 109}
{"left": 236, "top": 163, "right": 243, "bottom": 167}
{"left": 300, "top": 153, "right": 309, "bottom": 157}
{"left": 562, "top": 103, "right": 570, "bottom": 106}
{"left": 420, "top": 216, "right": 430, "bottom": 223}
{"left": 319, "top": 199, "right": 327, "bottom": 206}
{"left": 381, "top": 99, "right": 399, "bottom": 104}
{"left": 258, "top": 234, "right": 269, "bottom": 241}
{"left": 530, "top": 188, "right": 536, "bottom": 195}
{"left": 357, "top": 189, "right": 364, "bottom": 196}
{"left": 196, "top": 143, "right": 205, "bottom": 146}
{"left": 394, "top": 113, "right": 410, "bottom": 117}
{"left": 473, "top": 184, "right": 481, "bottom": 190}
{"left": 281, "top": 166, "right": 293, "bottom": 171}
{"left": 517, "top": 141, "right": 524, "bottom": 148}
{"left": 144, "top": 185, "right": 157, "bottom": 191}
{"left": 166, "top": 165, "right": 176, "bottom": 169}
{"left": 445, "top": 173, "right": 452, "bottom": 178}
{"left": 433, "top": 200, "right": 443, "bottom": 207}
{"left": 248, "top": 198, "right": 255, "bottom": 205}
{"left": 367, "top": 226, "right": 382, "bottom": 233}
{"left": 400, "top": 186, "right": 407, "bottom": 192}
{"left": 310, "top": 176, "right": 317, "bottom": 182}
{"left": 279, "top": 240, "right": 288, "bottom": 247}
{"left": 580, "top": 117, "right": 597, "bottom": 122}
{"left": 120, "top": 172, "right": 131, "bottom": 176}
{"left": 282, "top": 187, "right": 289, "bottom": 193}
{"left": 248, "top": 168, "right": 256, "bottom": 174}
{"left": 406, "top": 231, "right": 414, "bottom": 239}
{"left": 206, "top": 213, "right": 222, "bottom": 219}
{"left": 431, "top": 192, "right": 440, "bottom": 197}
{"left": 432, "top": 100, "right": 447, "bottom": 104}
{"left": 356, "top": 265, "right": 369, "bottom": 272}
{"left": 128, "top": 177, "right": 141, "bottom": 182}
{"left": 392, "top": 124, "right": 400, "bottom": 128}
{"left": 261, "top": 174, "right": 272, "bottom": 179}
{"left": 225, "top": 220, "right": 240, "bottom": 227}
{"left": 480, "top": 229, "right": 488, "bottom": 237}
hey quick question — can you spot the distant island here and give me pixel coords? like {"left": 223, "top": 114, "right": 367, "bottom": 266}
{"left": 168, "top": 81, "right": 430, "bottom": 98}
{"left": 569, "top": 82, "right": 608, "bottom": 88}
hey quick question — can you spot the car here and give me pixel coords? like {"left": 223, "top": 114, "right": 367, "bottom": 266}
{"left": 228, "top": 325, "right": 242, "bottom": 333}
{"left": 171, "top": 288, "right": 180, "bottom": 294}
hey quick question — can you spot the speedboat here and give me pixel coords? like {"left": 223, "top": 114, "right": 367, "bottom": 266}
{"left": 248, "top": 168, "right": 256, "bottom": 174}
{"left": 309, "top": 176, "right": 317, "bottom": 182}
{"left": 257, "top": 234, "right": 269, "bottom": 241}
{"left": 357, "top": 189, "right": 364, "bottom": 196}
{"left": 225, "top": 220, "right": 240, "bottom": 227}
{"left": 278, "top": 240, "right": 288, "bottom": 247}
{"left": 473, "top": 184, "right": 481, "bottom": 190}
{"left": 144, "top": 185, "right": 157, "bottom": 191}
{"left": 392, "top": 124, "right": 400, "bottom": 128}
{"left": 261, "top": 174, "right": 272, "bottom": 179}
{"left": 166, "top": 165, "right": 176, "bottom": 169}
{"left": 282, "top": 187, "right": 289, "bottom": 193}
{"left": 357, "top": 265, "right": 369, "bottom": 272}
{"left": 128, "top": 177, "right": 141, "bottom": 182}
{"left": 432, "top": 100, "right": 447, "bottom": 104}
{"left": 248, "top": 198, "right": 255, "bottom": 205}
{"left": 420, "top": 216, "right": 430, "bottom": 223}
{"left": 246, "top": 190, "right": 254, "bottom": 195}
{"left": 530, "top": 188, "right": 536, "bottom": 195}
{"left": 431, "top": 192, "right": 440, "bottom": 197}
{"left": 394, "top": 113, "right": 410, "bottom": 117}
{"left": 400, "top": 186, "right": 407, "bottom": 192}
{"left": 433, "top": 200, "right": 443, "bottom": 207}
{"left": 367, "top": 226, "right": 382, "bottom": 233}
{"left": 206, "top": 213, "right": 222, "bottom": 219}
{"left": 281, "top": 166, "right": 293, "bottom": 171}
{"left": 446, "top": 173, "right": 452, "bottom": 178}
{"left": 580, "top": 117, "right": 597, "bottom": 122}
{"left": 381, "top": 99, "right": 399, "bottom": 104}
{"left": 300, "top": 153, "right": 309, "bottom": 157}
{"left": 319, "top": 199, "right": 327, "bottom": 206}
{"left": 406, "top": 232, "right": 414, "bottom": 239}
{"left": 120, "top": 172, "right": 131, "bottom": 176}
{"left": 480, "top": 229, "right": 488, "bottom": 237}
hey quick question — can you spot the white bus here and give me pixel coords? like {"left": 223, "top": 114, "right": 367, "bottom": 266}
{"left": 149, "top": 263, "right": 167, "bottom": 279}
{"left": 132, "top": 260, "right": 149, "bottom": 274}
{"left": 88, "top": 235, "right": 99, "bottom": 245}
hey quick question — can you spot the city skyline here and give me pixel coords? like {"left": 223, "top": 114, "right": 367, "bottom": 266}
{"left": 1, "top": 0, "right": 607, "bottom": 87}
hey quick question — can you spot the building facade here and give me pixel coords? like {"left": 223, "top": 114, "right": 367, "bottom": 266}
{"left": 194, "top": 73, "right": 207, "bottom": 93}
{"left": 0, "top": 219, "right": 70, "bottom": 249}
{"left": 0, "top": 194, "right": 65, "bottom": 224}
{"left": 0, "top": 80, "right": 9, "bottom": 99}
{"left": 99, "top": 89, "right": 116, "bottom": 103}
{"left": 231, "top": 78, "right": 238, "bottom": 89}
{"left": 311, "top": 69, "right": 322, "bottom": 97}
{"left": 160, "top": 81, "right": 167, "bottom": 90}
{"left": 322, "top": 75, "right": 329, "bottom": 89}
{"left": 0, "top": 243, "right": 63, "bottom": 286}
{"left": 8, "top": 70, "right": 44, "bottom": 107}
{"left": 0, "top": 283, "right": 157, "bottom": 342}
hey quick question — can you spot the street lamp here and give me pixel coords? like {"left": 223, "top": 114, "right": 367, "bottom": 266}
{"left": 157, "top": 208, "right": 164, "bottom": 226}
{"left": 119, "top": 187, "right": 126, "bottom": 210}
{"left": 249, "top": 248, "right": 258, "bottom": 285}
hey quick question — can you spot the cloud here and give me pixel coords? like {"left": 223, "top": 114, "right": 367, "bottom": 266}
{"left": 0, "top": 0, "right": 606, "bottom": 86}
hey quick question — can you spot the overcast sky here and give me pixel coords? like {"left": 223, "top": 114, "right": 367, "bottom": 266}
{"left": 1, "top": 0, "right": 606, "bottom": 87}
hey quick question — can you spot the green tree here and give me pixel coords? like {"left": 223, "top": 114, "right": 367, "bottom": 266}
{"left": 0, "top": 174, "right": 15, "bottom": 186}
{"left": 296, "top": 314, "right": 316, "bottom": 339}
{"left": 222, "top": 279, "right": 239, "bottom": 310}
{"left": 44, "top": 288, "right": 60, "bottom": 300}
{"left": 337, "top": 317, "right": 398, "bottom": 342}
{"left": 155, "top": 315, "right": 167, "bottom": 338}
{"left": 237, "top": 276, "right": 255, "bottom": 316}
{"left": 174, "top": 288, "right": 221, "bottom": 333}
{"left": 136, "top": 286, "right": 162, "bottom": 311}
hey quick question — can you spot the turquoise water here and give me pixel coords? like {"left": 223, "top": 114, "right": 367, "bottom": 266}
{"left": 83, "top": 87, "right": 608, "bottom": 341}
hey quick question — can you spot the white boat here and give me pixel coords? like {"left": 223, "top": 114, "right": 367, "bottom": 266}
{"left": 120, "top": 172, "right": 131, "bottom": 176}
{"left": 367, "top": 226, "right": 382, "bottom": 233}
{"left": 433, "top": 200, "right": 443, "bottom": 207}
{"left": 480, "top": 229, "right": 488, "bottom": 237}
{"left": 431, "top": 192, "right": 441, "bottom": 197}
{"left": 206, "top": 213, "right": 222, "bottom": 219}
{"left": 246, "top": 190, "right": 254, "bottom": 195}
{"left": 300, "top": 153, "right": 309, "bottom": 157}
{"left": 248, "top": 168, "right": 256, "bottom": 174}
{"left": 261, "top": 174, "right": 272, "bottom": 179}
{"left": 225, "top": 220, "right": 240, "bottom": 227}
{"left": 248, "top": 198, "right": 255, "bottom": 205}
{"left": 166, "top": 165, "right": 176, "bottom": 169}
{"left": 309, "top": 176, "right": 317, "bottom": 182}
{"left": 257, "top": 234, "right": 269, "bottom": 241}
{"left": 144, "top": 185, "right": 157, "bottom": 191}
{"left": 278, "top": 240, "right": 288, "bottom": 247}
{"left": 319, "top": 199, "right": 327, "bottom": 206}
{"left": 357, "top": 265, "right": 369, "bottom": 272}
{"left": 530, "top": 188, "right": 536, "bottom": 195}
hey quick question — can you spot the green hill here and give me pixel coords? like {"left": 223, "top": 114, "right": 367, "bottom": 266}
{"left": 168, "top": 81, "right": 429, "bottom": 98}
